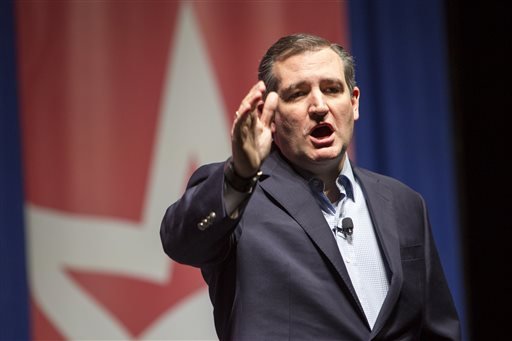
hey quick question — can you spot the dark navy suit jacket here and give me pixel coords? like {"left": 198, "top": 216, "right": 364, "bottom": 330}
{"left": 160, "top": 150, "right": 460, "bottom": 340}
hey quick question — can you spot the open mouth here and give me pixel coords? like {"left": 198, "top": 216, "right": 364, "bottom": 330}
{"left": 310, "top": 124, "right": 334, "bottom": 138}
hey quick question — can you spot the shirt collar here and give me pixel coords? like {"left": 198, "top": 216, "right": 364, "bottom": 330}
{"left": 306, "top": 157, "right": 356, "bottom": 204}
{"left": 338, "top": 158, "right": 355, "bottom": 202}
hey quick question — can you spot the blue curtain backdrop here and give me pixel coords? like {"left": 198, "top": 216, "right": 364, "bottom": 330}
{"left": 349, "top": 0, "right": 466, "bottom": 339}
{"left": 0, "top": 0, "right": 30, "bottom": 340}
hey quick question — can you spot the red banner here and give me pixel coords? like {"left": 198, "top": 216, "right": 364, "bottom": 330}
{"left": 16, "top": 2, "right": 348, "bottom": 339}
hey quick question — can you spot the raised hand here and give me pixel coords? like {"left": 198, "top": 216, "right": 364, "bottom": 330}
{"left": 231, "top": 81, "right": 278, "bottom": 178}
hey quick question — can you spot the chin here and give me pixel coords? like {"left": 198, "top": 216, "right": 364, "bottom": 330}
{"left": 310, "top": 147, "right": 342, "bottom": 162}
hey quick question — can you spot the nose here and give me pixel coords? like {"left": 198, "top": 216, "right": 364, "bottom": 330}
{"left": 308, "top": 90, "right": 328, "bottom": 117}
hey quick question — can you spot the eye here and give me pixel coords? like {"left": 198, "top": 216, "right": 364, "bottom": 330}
{"left": 324, "top": 86, "right": 341, "bottom": 94}
{"left": 285, "top": 91, "right": 306, "bottom": 101}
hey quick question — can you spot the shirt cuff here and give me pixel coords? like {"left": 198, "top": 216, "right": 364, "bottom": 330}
{"left": 223, "top": 180, "right": 251, "bottom": 219}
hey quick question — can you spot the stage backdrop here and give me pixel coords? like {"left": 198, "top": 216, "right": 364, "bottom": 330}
{"left": 349, "top": 1, "right": 466, "bottom": 338}
{"left": 1, "top": 0, "right": 465, "bottom": 340}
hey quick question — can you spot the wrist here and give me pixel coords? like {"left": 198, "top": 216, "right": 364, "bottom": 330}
{"left": 224, "top": 158, "right": 262, "bottom": 193}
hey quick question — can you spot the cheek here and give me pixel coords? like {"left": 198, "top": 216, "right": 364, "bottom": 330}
{"left": 274, "top": 114, "right": 289, "bottom": 134}
{"left": 275, "top": 111, "right": 304, "bottom": 136}
{"left": 277, "top": 119, "right": 298, "bottom": 140}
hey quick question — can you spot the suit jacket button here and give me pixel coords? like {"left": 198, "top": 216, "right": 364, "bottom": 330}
{"left": 197, "top": 221, "right": 206, "bottom": 231}
{"left": 198, "top": 212, "right": 216, "bottom": 231}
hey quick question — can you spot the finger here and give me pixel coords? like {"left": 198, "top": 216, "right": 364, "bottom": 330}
{"left": 237, "top": 81, "right": 266, "bottom": 117}
{"left": 260, "top": 91, "right": 278, "bottom": 127}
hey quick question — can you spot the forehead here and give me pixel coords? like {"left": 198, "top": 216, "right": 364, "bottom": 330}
{"left": 273, "top": 48, "right": 345, "bottom": 88}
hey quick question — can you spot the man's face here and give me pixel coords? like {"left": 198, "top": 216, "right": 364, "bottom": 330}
{"left": 271, "top": 47, "right": 360, "bottom": 174}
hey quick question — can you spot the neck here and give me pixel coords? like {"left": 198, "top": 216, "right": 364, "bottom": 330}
{"left": 323, "top": 183, "right": 341, "bottom": 203}
{"left": 286, "top": 153, "right": 347, "bottom": 203}
{"left": 310, "top": 154, "right": 348, "bottom": 203}
{"left": 312, "top": 153, "right": 346, "bottom": 182}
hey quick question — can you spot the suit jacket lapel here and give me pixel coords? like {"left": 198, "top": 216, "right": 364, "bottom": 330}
{"left": 353, "top": 167, "right": 404, "bottom": 337}
{"left": 259, "top": 151, "right": 365, "bottom": 315}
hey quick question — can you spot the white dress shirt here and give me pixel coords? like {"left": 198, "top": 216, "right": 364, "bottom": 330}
{"left": 308, "top": 158, "right": 390, "bottom": 329}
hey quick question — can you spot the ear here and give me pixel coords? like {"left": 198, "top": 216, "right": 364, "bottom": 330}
{"left": 351, "top": 87, "right": 360, "bottom": 120}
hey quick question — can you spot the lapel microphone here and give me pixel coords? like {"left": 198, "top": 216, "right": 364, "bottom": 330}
{"left": 338, "top": 217, "right": 354, "bottom": 237}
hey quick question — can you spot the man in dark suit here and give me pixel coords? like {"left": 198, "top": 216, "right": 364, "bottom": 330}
{"left": 160, "top": 33, "right": 460, "bottom": 340}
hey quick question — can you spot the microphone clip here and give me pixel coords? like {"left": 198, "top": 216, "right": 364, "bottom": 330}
{"left": 335, "top": 217, "right": 354, "bottom": 239}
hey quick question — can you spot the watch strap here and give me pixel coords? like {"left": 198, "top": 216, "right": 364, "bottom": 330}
{"left": 224, "top": 158, "right": 262, "bottom": 193}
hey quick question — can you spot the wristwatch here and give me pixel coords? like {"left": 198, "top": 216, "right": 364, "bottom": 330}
{"left": 224, "top": 158, "right": 262, "bottom": 193}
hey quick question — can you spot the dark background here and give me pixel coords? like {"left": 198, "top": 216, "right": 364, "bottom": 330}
{"left": 446, "top": 2, "right": 509, "bottom": 340}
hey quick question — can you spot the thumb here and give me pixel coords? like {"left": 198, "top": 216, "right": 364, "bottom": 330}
{"left": 260, "top": 92, "right": 278, "bottom": 127}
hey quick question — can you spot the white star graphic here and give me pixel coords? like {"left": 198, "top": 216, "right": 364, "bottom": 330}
{"left": 27, "top": 3, "right": 228, "bottom": 339}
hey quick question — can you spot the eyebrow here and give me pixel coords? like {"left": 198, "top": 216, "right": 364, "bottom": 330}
{"left": 279, "top": 78, "right": 344, "bottom": 96}
{"left": 279, "top": 81, "right": 308, "bottom": 97}
{"left": 321, "top": 78, "right": 344, "bottom": 86}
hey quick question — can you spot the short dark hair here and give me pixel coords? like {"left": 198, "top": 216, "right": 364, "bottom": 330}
{"left": 258, "top": 33, "right": 356, "bottom": 95}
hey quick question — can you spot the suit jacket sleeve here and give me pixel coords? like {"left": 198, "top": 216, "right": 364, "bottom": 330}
{"left": 160, "top": 161, "right": 238, "bottom": 267}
